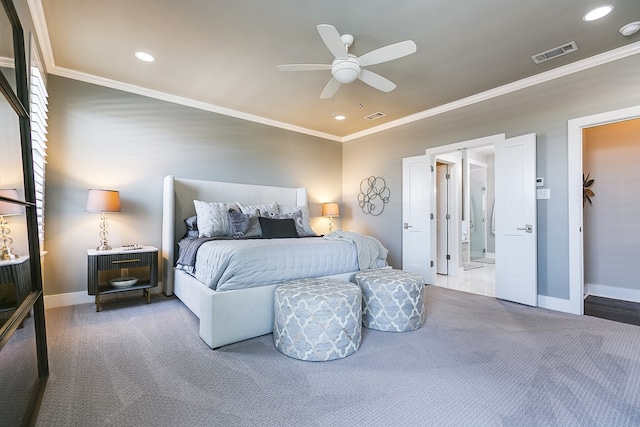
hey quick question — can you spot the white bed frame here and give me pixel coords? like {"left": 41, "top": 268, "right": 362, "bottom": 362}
{"left": 161, "top": 176, "right": 356, "bottom": 349}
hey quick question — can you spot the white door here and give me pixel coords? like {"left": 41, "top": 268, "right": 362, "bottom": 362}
{"left": 436, "top": 152, "right": 462, "bottom": 277}
{"left": 495, "top": 133, "right": 537, "bottom": 306}
{"left": 402, "top": 155, "right": 432, "bottom": 282}
{"left": 436, "top": 163, "right": 449, "bottom": 274}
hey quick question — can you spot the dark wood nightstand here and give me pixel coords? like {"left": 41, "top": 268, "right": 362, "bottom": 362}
{"left": 0, "top": 257, "right": 30, "bottom": 327}
{"left": 87, "top": 246, "right": 158, "bottom": 312}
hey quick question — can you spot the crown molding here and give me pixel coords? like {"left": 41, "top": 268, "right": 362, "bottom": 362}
{"left": 0, "top": 57, "right": 13, "bottom": 68}
{"left": 27, "top": 0, "right": 55, "bottom": 70}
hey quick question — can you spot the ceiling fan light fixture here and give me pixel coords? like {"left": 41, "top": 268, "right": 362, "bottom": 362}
{"left": 277, "top": 24, "right": 416, "bottom": 98}
{"left": 583, "top": 5, "right": 613, "bottom": 22}
{"left": 332, "top": 57, "right": 361, "bottom": 84}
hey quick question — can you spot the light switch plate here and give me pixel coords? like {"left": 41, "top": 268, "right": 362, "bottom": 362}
{"left": 537, "top": 188, "right": 551, "bottom": 199}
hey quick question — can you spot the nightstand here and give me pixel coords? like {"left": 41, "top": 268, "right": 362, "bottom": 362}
{"left": 0, "top": 257, "right": 30, "bottom": 327}
{"left": 87, "top": 246, "right": 158, "bottom": 312}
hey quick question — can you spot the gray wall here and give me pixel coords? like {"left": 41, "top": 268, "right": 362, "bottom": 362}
{"left": 42, "top": 54, "right": 640, "bottom": 300}
{"left": 44, "top": 76, "right": 342, "bottom": 296}
{"left": 342, "top": 54, "right": 640, "bottom": 300}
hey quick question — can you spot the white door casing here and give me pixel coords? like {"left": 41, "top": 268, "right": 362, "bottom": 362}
{"left": 567, "top": 105, "right": 640, "bottom": 315}
{"left": 495, "top": 133, "right": 538, "bottom": 306}
{"left": 402, "top": 155, "right": 432, "bottom": 282}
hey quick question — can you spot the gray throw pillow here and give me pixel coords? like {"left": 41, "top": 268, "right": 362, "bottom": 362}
{"left": 228, "top": 211, "right": 261, "bottom": 238}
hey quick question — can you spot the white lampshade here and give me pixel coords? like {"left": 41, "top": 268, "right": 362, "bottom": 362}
{"left": 322, "top": 202, "right": 340, "bottom": 217}
{"left": 0, "top": 189, "right": 23, "bottom": 260}
{"left": 86, "top": 189, "right": 121, "bottom": 213}
{"left": 0, "top": 189, "right": 23, "bottom": 216}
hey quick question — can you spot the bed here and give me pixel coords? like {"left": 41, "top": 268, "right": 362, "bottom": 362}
{"left": 161, "top": 176, "right": 387, "bottom": 349}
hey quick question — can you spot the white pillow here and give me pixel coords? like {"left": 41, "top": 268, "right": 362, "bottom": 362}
{"left": 193, "top": 200, "right": 239, "bottom": 237}
{"left": 278, "top": 204, "right": 317, "bottom": 236}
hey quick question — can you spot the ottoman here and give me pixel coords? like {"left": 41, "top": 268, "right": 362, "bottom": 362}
{"left": 355, "top": 269, "right": 426, "bottom": 332}
{"left": 273, "top": 278, "right": 362, "bottom": 361}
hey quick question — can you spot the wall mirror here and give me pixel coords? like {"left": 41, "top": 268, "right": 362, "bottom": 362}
{"left": 0, "top": 0, "right": 17, "bottom": 93}
{"left": 0, "top": 0, "right": 49, "bottom": 425}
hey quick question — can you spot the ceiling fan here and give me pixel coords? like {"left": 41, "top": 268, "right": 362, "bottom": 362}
{"left": 277, "top": 24, "right": 417, "bottom": 99}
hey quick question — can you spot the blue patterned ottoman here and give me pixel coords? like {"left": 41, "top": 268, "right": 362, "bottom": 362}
{"left": 355, "top": 269, "right": 426, "bottom": 332}
{"left": 273, "top": 278, "right": 362, "bottom": 361}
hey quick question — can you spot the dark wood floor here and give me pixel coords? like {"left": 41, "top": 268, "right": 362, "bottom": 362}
{"left": 584, "top": 295, "right": 640, "bottom": 326}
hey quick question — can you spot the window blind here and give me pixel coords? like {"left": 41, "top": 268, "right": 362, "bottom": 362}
{"left": 30, "top": 66, "right": 48, "bottom": 245}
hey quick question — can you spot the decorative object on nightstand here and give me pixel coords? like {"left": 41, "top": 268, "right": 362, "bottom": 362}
{"left": 0, "top": 189, "right": 24, "bottom": 260}
{"left": 86, "top": 189, "right": 121, "bottom": 250}
{"left": 322, "top": 202, "right": 340, "bottom": 233}
{"left": 87, "top": 245, "right": 158, "bottom": 312}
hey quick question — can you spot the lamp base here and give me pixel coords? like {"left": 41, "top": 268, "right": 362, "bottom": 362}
{"left": 96, "top": 240, "right": 112, "bottom": 251}
{"left": 1, "top": 245, "right": 18, "bottom": 260}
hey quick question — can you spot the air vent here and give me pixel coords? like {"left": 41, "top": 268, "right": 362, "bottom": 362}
{"left": 531, "top": 41, "right": 578, "bottom": 64}
{"left": 364, "top": 112, "right": 386, "bottom": 121}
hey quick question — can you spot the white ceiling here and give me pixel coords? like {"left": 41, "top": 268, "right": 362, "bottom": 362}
{"left": 35, "top": 0, "right": 640, "bottom": 140}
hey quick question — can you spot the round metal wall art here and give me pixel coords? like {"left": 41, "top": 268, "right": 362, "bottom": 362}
{"left": 358, "top": 176, "right": 390, "bottom": 216}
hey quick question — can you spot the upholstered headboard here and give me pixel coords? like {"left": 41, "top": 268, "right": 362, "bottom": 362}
{"left": 161, "top": 175, "right": 307, "bottom": 295}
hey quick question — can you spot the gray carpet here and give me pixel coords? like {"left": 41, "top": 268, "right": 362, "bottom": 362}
{"left": 36, "top": 286, "right": 640, "bottom": 427}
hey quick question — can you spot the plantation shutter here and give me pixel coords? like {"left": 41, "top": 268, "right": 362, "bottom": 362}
{"left": 30, "top": 65, "right": 48, "bottom": 245}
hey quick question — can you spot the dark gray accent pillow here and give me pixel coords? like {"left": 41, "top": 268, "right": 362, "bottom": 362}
{"left": 264, "top": 211, "right": 307, "bottom": 237}
{"left": 184, "top": 215, "right": 199, "bottom": 239}
{"left": 185, "top": 215, "right": 198, "bottom": 230}
{"left": 258, "top": 217, "right": 298, "bottom": 239}
{"left": 228, "top": 211, "right": 260, "bottom": 238}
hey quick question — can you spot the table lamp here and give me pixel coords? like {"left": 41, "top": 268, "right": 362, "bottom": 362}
{"left": 86, "top": 189, "right": 121, "bottom": 250}
{"left": 0, "top": 189, "right": 24, "bottom": 260}
{"left": 322, "top": 202, "right": 340, "bottom": 233}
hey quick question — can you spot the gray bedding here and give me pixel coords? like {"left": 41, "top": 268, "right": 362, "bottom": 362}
{"left": 177, "top": 234, "right": 387, "bottom": 291}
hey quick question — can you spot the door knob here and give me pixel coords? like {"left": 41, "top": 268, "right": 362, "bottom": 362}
{"left": 517, "top": 224, "right": 533, "bottom": 233}
{"left": 403, "top": 223, "right": 413, "bottom": 229}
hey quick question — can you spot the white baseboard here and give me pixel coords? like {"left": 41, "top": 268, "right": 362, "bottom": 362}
{"left": 537, "top": 294, "right": 580, "bottom": 315}
{"left": 586, "top": 283, "right": 640, "bottom": 303}
{"left": 44, "top": 283, "right": 165, "bottom": 310}
{"left": 44, "top": 291, "right": 93, "bottom": 309}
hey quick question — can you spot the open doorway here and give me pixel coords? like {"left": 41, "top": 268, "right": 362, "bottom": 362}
{"left": 435, "top": 146, "right": 496, "bottom": 298}
{"left": 568, "top": 105, "right": 640, "bottom": 315}
{"left": 582, "top": 118, "right": 640, "bottom": 325}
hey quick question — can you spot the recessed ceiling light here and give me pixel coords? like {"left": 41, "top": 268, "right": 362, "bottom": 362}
{"left": 620, "top": 21, "right": 640, "bottom": 36}
{"left": 334, "top": 115, "right": 346, "bottom": 121}
{"left": 134, "top": 51, "right": 155, "bottom": 62}
{"left": 583, "top": 5, "right": 613, "bottom": 22}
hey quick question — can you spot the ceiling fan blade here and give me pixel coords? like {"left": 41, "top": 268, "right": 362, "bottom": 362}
{"left": 277, "top": 64, "right": 332, "bottom": 71}
{"left": 358, "top": 69, "right": 396, "bottom": 92}
{"left": 358, "top": 40, "right": 417, "bottom": 67}
{"left": 320, "top": 78, "right": 341, "bottom": 99}
{"left": 317, "top": 24, "right": 348, "bottom": 60}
